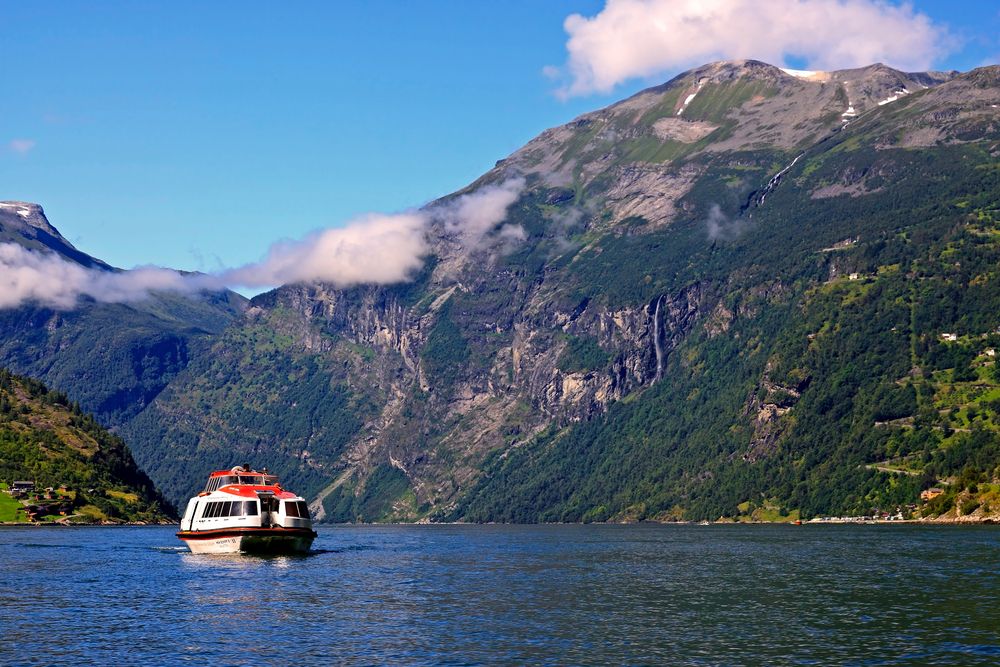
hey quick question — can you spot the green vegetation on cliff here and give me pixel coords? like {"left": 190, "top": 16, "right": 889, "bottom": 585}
{"left": 457, "top": 138, "right": 1000, "bottom": 522}
{"left": 0, "top": 368, "right": 173, "bottom": 523}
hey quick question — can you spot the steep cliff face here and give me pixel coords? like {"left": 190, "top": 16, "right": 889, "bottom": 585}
{"left": 108, "top": 62, "right": 1000, "bottom": 520}
{"left": 128, "top": 238, "right": 714, "bottom": 514}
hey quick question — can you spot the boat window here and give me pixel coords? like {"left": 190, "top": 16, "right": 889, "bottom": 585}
{"left": 264, "top": 476, "right": 278, "bottom": 486}
{"left": 203, "top": 502, "right": 214, "bottom": 518}
{"left": 210, "top": 502, "right": 221, "bottom": 518}
{"left": 284, "top": 501, "right": 300, "bottom": 517}
{"left": 298, "top": 501, "right": 310, "bottom": 518}
{"left": 244, "top": 501, "right": 258, "bottom": 516}
{"left": 232, "top": 501, "right": 245, "bottom": 517}
{"left": 238, "top": 475, "right": 261, "bottom": 485}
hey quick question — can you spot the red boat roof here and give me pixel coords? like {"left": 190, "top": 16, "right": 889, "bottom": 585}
{"left": 220, "top": 486, "right": 298, "bottom": 499}
{"left": 208, "top": 466, "right": 276, "bottom": 478}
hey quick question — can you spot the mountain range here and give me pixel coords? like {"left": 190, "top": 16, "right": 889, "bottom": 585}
{"left": 2, "top": 59, "right": 999, "bottom": 522}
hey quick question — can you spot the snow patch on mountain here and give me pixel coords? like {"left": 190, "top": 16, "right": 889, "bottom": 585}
{"left": 877, "top": 89, "right": 911, "bottom": 106}
{"left": 676, "top": 79, "right": 706, "bottom": 116}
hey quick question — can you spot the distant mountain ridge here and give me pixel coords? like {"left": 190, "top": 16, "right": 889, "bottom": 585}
{"left": 0, "top": 203, "right": 246, "bottom": 429}
{"left": 4, "top": 59, "right": 1000, "bottom": 523}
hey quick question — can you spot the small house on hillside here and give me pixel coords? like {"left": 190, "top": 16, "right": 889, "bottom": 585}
{"left": 10, "top": 481, "right": 35, "bottom": 497}
{"left": 921, "top": 487, "right": 944, "bottom": 501}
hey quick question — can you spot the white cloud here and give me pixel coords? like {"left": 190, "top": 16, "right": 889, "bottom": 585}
{"left": 552, "top": 0, "right": 953, "bottom": 97}
{"left": 0, "top": 179, "right": 528, "bottom": 309}
{"left": 0, "top": 243, "right": 220, "bottom": 309}
{"left": 7, "top": 139, "right": 36, "bottom": 155}
{"left": 705, "top": 204, "right": 747, "bottom": 240}
{"left": 219, "top": 211, "right": 430, "bottom": 289}
{"left": 222, "top": 178, "right": 526, "bottom": 290}
{"left": 436, "top": 177, "right": 526, "bottom": 251}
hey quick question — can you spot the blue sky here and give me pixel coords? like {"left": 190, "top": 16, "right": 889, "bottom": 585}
{"left": 2, "top": 1, "right": 998, "bottom": 279}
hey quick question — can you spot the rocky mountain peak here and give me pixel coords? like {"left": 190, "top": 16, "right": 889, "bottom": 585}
{"left": 0, "top": 200, "right": 112, "bottom": 270}
{"left": 688, "top": 59, "right": 788, "bottom": 83}
{"left": 0, "top": 201, "right": 57, "bottom": 235}
{"left": 494, "top": 58, "right": 968, "bottom": 233}
{"left": 965, "top": 64, "right": 1000, "bottom": 88}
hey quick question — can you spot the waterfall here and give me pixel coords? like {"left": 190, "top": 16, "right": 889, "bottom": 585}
{"left": 653, "top": 295, "right": 665, "bottom": 382}
{"left": 757, "top": 152, "right": 804, "bottom": 206}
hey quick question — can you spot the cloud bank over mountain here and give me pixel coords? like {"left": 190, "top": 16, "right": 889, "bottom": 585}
{"left": 218, "top": 211, "right": 430, "bottom": 290}
{"left": 0, "top": 243, "right": 220, "bottom": 309}
{"left": 0, "top": 179, "right": 527, "bottom": 309}
{"left": 551, "top": 0, "right": 953, "bottom": 97}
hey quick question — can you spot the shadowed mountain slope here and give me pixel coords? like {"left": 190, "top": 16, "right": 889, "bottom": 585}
{"left": 0, "top": 203, "right": 247, "bottom": 428}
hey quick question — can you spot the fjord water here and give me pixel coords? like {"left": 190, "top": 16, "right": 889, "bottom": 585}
{"left": 2, "top": 525, "right": 999, "bottom": 666}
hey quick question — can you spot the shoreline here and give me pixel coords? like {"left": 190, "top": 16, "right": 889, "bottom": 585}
{"left": 0, "top": 520, "right": 178, "bottom": 527}
{"left": 2, "top": 517, "right": 998, "bottom": 528}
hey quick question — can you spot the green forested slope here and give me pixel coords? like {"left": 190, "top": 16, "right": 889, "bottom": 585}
{"left": 122, "top": 305, "right": 374, "bottom": 506}
{"left": 0, "top": 369, "right": 173, "bottom": 523}
{"left": 457, "top": 137, "right": 1000, "bottom": 521}
{"left": 0, "top": 291, "right": 245, "bottom": 428}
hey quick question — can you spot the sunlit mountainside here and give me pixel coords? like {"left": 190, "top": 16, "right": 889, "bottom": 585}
{"left": 2, "top": 60, "right": 1000, "bottom": 522}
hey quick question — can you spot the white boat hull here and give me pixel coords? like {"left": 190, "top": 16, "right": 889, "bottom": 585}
{"left": 177, "top": 527, "right": 316, "bottom": 555}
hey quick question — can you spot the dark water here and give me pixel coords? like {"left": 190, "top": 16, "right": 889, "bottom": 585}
{"left": 2, "top": 524, "right": 1000, "bottom": 666}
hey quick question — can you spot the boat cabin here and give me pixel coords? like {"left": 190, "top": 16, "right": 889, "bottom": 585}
{"left": 179, "top": 465, "right": 313, "bottom": 533}
{"left": 204, "top": 465, "right": 278, "bottom": 492}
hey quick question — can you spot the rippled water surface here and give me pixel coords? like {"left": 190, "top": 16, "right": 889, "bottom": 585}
{"left": 2, "top": 524, "right": 1000, "bottom": 665}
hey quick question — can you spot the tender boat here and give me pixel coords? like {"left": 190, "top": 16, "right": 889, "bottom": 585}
{"left": 176, "top": 464, "right": 317, "bottom": 554}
